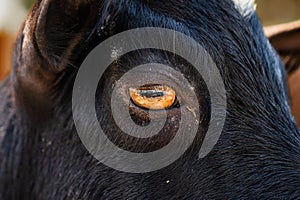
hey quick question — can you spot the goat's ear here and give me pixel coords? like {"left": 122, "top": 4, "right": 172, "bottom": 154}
{"left": 264, "top": 20, "right": 300, "bottom": 128}
{"left": 14, "top": 0, "right": 103, "bottom": 109}
{"left": 21, "top": 0, "right": 101, "bottom": 71}
{"left": 36, "top": 0, "right": 103, "bottom": 69}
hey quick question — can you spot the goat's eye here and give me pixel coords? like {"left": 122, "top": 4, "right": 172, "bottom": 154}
{"left": 129, "top": 84, "right": 177, "bottom": 110}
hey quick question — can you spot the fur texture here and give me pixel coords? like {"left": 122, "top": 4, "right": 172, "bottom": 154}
{"left": 0, "top": 0, "right": 300, "bottom": 199}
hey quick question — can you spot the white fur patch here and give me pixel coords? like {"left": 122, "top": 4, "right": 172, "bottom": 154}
{"left": 232, "top": 0, "right": 256, "bottom": 16}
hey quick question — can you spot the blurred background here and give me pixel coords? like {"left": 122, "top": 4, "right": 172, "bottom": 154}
{"left": 256, "top": 0, "right": 300, "bottom": 26}
{"left": 0, "top": 0, "right": 34, "bottom": 80}
{"left": 0, "top": 0, "right": 300, "bottom": 80}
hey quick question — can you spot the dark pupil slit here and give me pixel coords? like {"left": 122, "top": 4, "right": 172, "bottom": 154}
{"left": 137, "top": 84, "right": 166, "bottom": 98}
{"left": 139, "top": 90, "right": 165, "bottom": 98}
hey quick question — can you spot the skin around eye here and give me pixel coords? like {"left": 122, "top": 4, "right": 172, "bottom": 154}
{"left": 129, "top": 84, "right": 176, "bottom": 110}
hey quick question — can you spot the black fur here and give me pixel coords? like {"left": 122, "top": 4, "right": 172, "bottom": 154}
{"left": 0, "top": 0, "right": 300, "bottom": 199}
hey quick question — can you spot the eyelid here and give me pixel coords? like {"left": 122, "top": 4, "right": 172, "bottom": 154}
{"left": 129, "top": 84, "right": 177, "bottom": 110}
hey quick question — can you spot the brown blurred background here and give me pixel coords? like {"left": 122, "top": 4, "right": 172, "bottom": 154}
{"left": 0, "top": 0, "right": 33, "bottom": 80}
{"left": 256, "top": 0, "right": 300, "bottom": 26}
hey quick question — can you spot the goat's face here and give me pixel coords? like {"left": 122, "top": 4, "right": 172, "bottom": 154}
{"left": 1, "top": 0, "right": 300, "bottom": 199}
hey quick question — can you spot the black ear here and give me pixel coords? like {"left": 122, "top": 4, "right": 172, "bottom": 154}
{"left": 17, "top": 0, "right": 102, "bottom": 75}
{"left": 13, "top": 0, "right": 104, "bottom": 114}
{"left": 14, "top": 0, "right": 103, "bottom": 86}
{"left": 265, "top": 20, "right": 300, "bottom": 128}
{"left": 33, "top": 0, "right": 102, "bottom": 69}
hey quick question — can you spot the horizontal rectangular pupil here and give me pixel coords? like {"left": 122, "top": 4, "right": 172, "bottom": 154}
{"left": 139, "top": 90, "right": 165, "bottom": 98}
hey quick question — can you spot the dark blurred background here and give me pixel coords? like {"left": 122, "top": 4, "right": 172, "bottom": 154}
{"left": 0, "top": 0, "right": 300, "bottom": 80}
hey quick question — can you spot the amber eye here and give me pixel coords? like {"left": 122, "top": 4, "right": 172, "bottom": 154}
{"left": 129, "top": 84, "right": 177, "bottom": 110}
